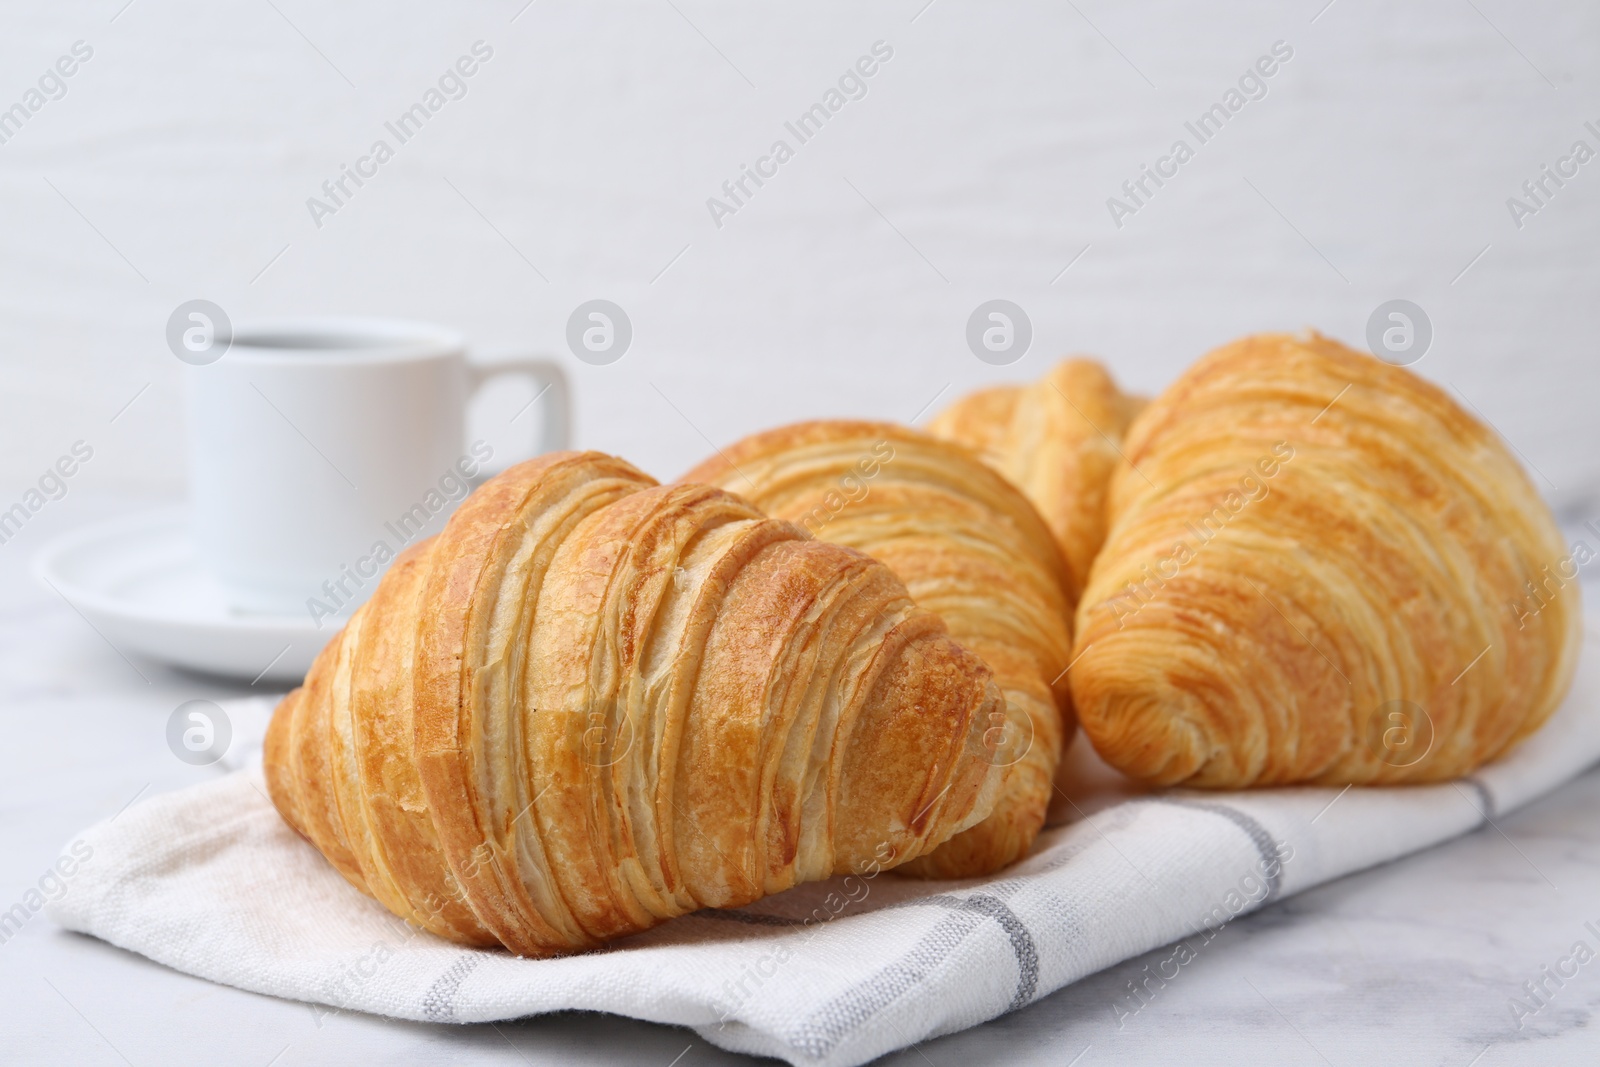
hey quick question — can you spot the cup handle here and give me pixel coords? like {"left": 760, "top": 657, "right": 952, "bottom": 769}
{"left": 466, "top": 353, "right": 571, "bottom": 457}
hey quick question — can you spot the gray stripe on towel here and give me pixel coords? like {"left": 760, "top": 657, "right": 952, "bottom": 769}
{"left": 1461, "top": 776, "right": 1496, "bottom": 824}
{"left": 421, "top": 954, "right": 481, "bottom": 1023}
{"left": 784, "top": 892, "right": 1038, "bottom": 1059}
{"left": 690, "top": 908, "right": 805, "bottom": 927}
{"left": 916, "top": 893, "right": 1040, "bottom": 1009}
{"left": 1143, "top": 797, "right": 1285, "bottom": 901}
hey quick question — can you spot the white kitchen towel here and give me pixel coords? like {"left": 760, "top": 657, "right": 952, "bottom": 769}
{"left": 50, "top": 625, "right": 1600, "bottom": 1067}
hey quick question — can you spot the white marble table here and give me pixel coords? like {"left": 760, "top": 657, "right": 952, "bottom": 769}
{"left": 4, "top": 492, "right": 1598, "bottom": 1066}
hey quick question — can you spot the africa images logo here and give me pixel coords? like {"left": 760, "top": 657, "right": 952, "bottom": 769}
{"left": 304, "top": 41, "right": 495, "bottom": 229}
{"left": 705, "top": 40, "right": 895, "bottom": 229}
{"left": 0, "top": 40, "right": 94, "bottom": 147}
{"left": 1105, "top": 40, "right": 1294, "bottom": 229}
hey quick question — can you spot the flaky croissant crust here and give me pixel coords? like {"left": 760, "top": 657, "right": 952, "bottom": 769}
{"left": 265, "top": 451, "right": 1007, "bottom": 955}
{"left": 1072, "top": 333, "right": 1582, "bottom": 787}
{"left": 928, "top": 358, "right": 1144, "bottom": 602}
{"left": 684, "top": 420, "right": 1074, "bottom": 877}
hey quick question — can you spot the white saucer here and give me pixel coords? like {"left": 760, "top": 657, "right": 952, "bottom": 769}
{"left": 32, "top": 509, "right": 335, "bottom": 684}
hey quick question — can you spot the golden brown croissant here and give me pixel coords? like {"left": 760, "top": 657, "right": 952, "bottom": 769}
{"left": 1072, "top": 332, "right": 1583, "bottom": 787}
{"left": 264, "top": 451, "right": 1009, "bottom": 955}
{"left": 927, "top": 358, "right": 1144, "bottom": 601}
{"left": 683, "top": 422, "right": 1073, "bottom": 877}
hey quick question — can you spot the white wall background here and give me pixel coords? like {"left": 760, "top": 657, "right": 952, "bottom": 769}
{"left": 2, "top": 0, "right": 1597, "bottom": 515}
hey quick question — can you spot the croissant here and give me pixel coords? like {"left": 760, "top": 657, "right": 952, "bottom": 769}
{"left": 264, "top": 451, "right": 1008, "bottom": 955}
{"left": 684, "top": 422, "right": 1073, "bottom": 877}
{"left": 1072, "top": 332, "right": 1583, "bottom": 787}
{"left": 927, "top": 358, "right": 1143, "bottom": 601}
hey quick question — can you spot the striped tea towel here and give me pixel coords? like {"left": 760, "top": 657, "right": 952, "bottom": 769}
{"left": 48, "top": 624, "right": 1600, "bottom": 1066}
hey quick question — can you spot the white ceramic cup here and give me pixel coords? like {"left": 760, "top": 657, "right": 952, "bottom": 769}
{"left": 184, "top": 317, "right": 569, "bottom": 617}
